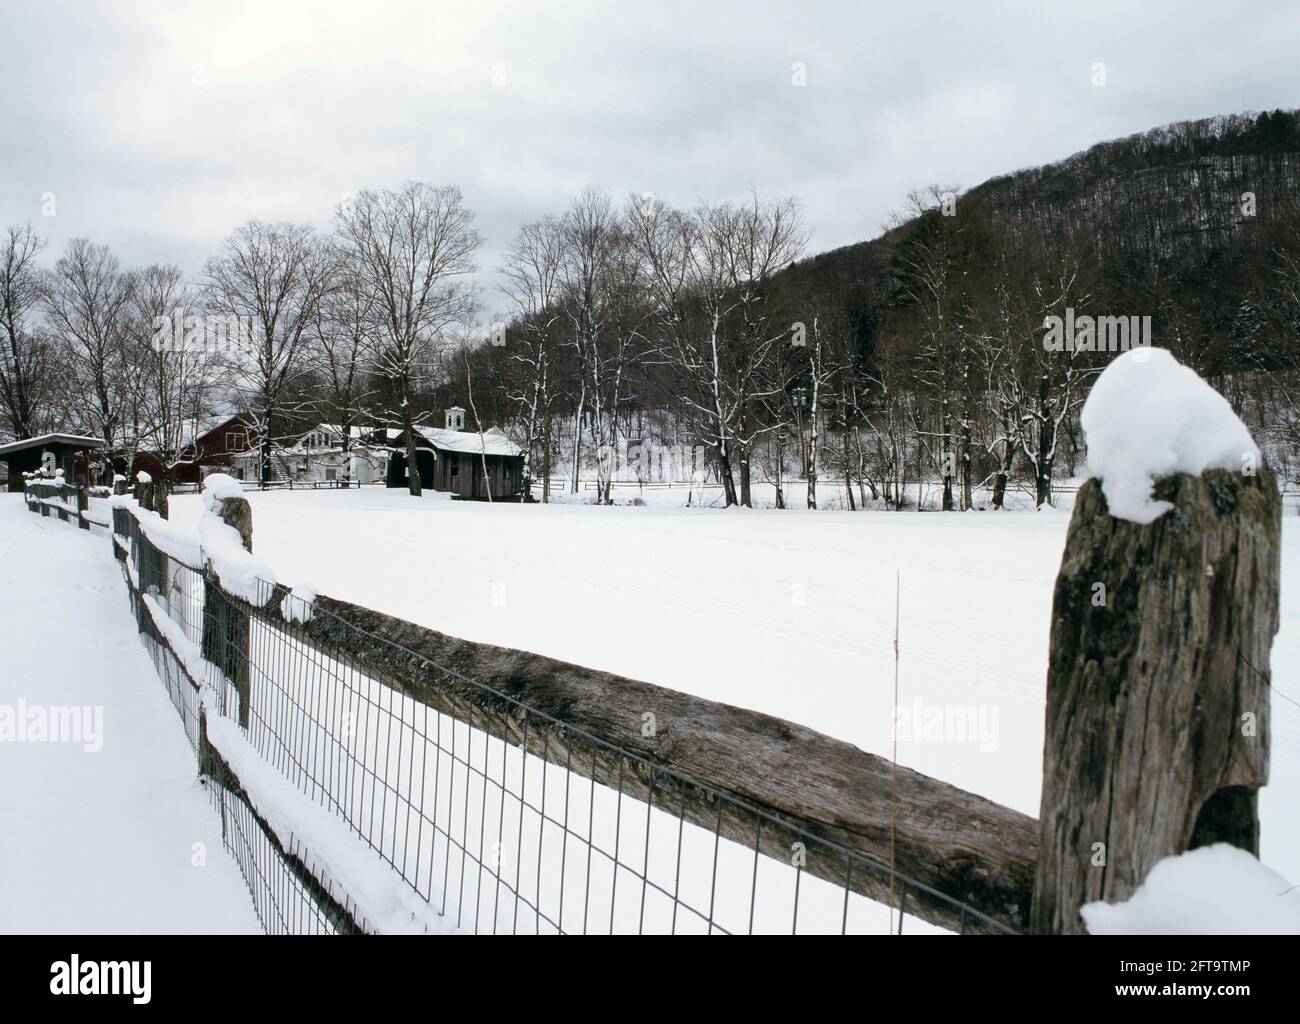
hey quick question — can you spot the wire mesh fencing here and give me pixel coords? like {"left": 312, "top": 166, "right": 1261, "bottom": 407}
{"left": 50, "top": 485, "right": 1018, "bottom": 936}
{"left": 207, "top": 781, "right": 345, "bottom": 935}
{"left": 197, "top": 572, "right": 1015, "bottom": 935}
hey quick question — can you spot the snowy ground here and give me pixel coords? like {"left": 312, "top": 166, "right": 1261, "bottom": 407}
{"left": 7, "top": 480, "right": 1294, "bottom": 934}
{"left": 163, "top": 485, "right": 1300, "bottom": 887}
{"left": 0, "top": 497, "right": 261, "bottom": 933}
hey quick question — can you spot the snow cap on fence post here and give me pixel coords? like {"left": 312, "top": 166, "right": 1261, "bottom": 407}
{"left": 1031, "top": 349, "right": 1281, "bottom": 934}
{"left": 133, "top": 469, "right": 170, "bottom": 521}
{"left": 202, "top": 473, "right": 252, "bottom": 552}
{"left": 199, "top": 473, "right": 261, "bottom": 731}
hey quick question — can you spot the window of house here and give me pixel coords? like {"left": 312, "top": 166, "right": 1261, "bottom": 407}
{"left": 449, "top": 455, "right": 459, "bottom": 479}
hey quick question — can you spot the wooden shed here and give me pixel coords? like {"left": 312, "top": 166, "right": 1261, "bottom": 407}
{"left": 385, "top": 413, "right": 525, "bottom": 500}
{"left": 0, "top": 433, "right": 107, "bottom": 492}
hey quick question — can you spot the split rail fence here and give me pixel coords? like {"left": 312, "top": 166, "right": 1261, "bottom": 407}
{"left": 24, "top": 480, "right": 1024, "bottom": 935}
{"left": 22, "top": 461, "right": 1280, "bottom": 936}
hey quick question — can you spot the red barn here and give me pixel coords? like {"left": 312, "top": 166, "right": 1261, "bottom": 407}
{"left": 169, "top": 414, "right": 261, "bottom": 484}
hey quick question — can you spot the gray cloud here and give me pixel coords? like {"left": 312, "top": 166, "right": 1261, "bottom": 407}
{"left": 2, "top": 0, "right": 1297, "bottom": 315}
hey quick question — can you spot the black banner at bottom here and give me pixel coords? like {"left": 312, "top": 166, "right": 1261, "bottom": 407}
{"left": 0, "top": 933, "right": 1294, "bottom": 1012}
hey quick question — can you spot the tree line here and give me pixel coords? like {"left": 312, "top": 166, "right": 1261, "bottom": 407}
{"left": 462, "top": 109, "right": 1300, "bottom": 508}
{"left": 2, "top": 110, "right": 1297, "bottom": 506}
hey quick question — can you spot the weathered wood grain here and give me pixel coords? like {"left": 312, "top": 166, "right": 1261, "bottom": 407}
{"left": 1031, "top": 469, "right": 1280, "bottom": 934}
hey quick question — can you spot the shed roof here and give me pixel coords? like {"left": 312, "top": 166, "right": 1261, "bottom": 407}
{"left": 0, "top": 433, "right": 107, "bottom": 457}
{"left": 413, "top": 425, "right": 523, "bottom": 457}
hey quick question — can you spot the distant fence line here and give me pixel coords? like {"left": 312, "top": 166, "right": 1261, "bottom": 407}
{"left": 169, "top": 478, "right": 384, "bottom": 495}
{"left": 25, "top": 479, "right": 1025, "bottom": 935}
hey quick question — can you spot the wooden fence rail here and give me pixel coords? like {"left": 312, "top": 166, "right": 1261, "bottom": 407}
{"left": 23, "top": 460, "right": 1284, "bottom": 935}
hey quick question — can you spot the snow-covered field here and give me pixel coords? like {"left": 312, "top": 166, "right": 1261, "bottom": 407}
{"left": 7, "top": 475, "right": 1294, "bottom": 934}
{"left": 164, "top": 485, "right": 1300, "bottom": 885}
{"left": 0, "top": 498, "right": 261, "bottom": 933}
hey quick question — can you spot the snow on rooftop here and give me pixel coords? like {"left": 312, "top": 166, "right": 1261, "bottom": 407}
{"left": 1080, "top": 348, "right": 1261, "bottom": 524}
{"left": 413, "top": 425, "right": 522, "bottom": 457}
{"left": 0, "top": 432, "right": 107, "bottom": 456}
{"left": 1082, "top": 844, "right": 1300, "bottom": 934}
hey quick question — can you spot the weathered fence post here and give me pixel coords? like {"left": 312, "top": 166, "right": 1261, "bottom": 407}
{"left": 132, "top": 476, "right": 170, "bottom": 520}
{"left": 215, "top": 494, "right": 253, "bottom": 552}
{"left": 200, "top": 492, "right": 254, "bottom": 729}
{"left": 1031, "top": 467, "right": 1281, "bottom": 934}
{"left": 76, "top": 483, "right": 89, "bottom": 530}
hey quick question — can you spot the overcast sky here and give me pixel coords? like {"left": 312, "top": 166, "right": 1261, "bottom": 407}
{"left": 2, "top": 0, "right": 1297, "bottom": 316}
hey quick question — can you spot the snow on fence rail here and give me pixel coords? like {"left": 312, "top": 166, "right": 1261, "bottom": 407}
{"left": 23, "top": 478, "right": 112, "bottom": 530}
{"left": 35, "top": 482, "right": 1028, "bottom": 935}
{"left": 24, "top": 399, "right": 1286, "bottom": 937}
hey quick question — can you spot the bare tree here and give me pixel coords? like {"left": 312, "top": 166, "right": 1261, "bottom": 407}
{"left": 461, "top": 345, "right": 493, "bottom": 503}
{"left": 1002, "top": 253, "right": 1095, "bottom": 508}
{"left": 858, "top": 326, "right": 916, "bottom": 511}
{"left": 552, "top": 187, "right": 647, "bottom": 503}
{"left": 127, "top": 263, "right": 222, "bottom": 477}
{"left": 205, "top": 220, "right": 334, "bottom": 483}
{"left": 890, "top": 187, "right": 968, "bottom": 511}
{"left": 42, "top": 238, "right": 136, "bottom": 477}
{"left": 500, "top": 216, "right": 565, "bottom": 501}
{"left": 0, "top": 224, "right": 49, "bottom": 440}
{"left": 628, "top": 197, "right": 744, "bottom": 501}
{"left": 335, "top": 182, "right": 481, "bottom": 496}
{"left": 307, "top": 265, "right": 380, "bottom": 486}
{"left": 714, "top": 192, "right": 809, "bottom": 506}
{"left": 630, "top": 192, "right": 805, "bottom": 506}
{"left": 800, "top": 312, "right": 840, "bottom": 509}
